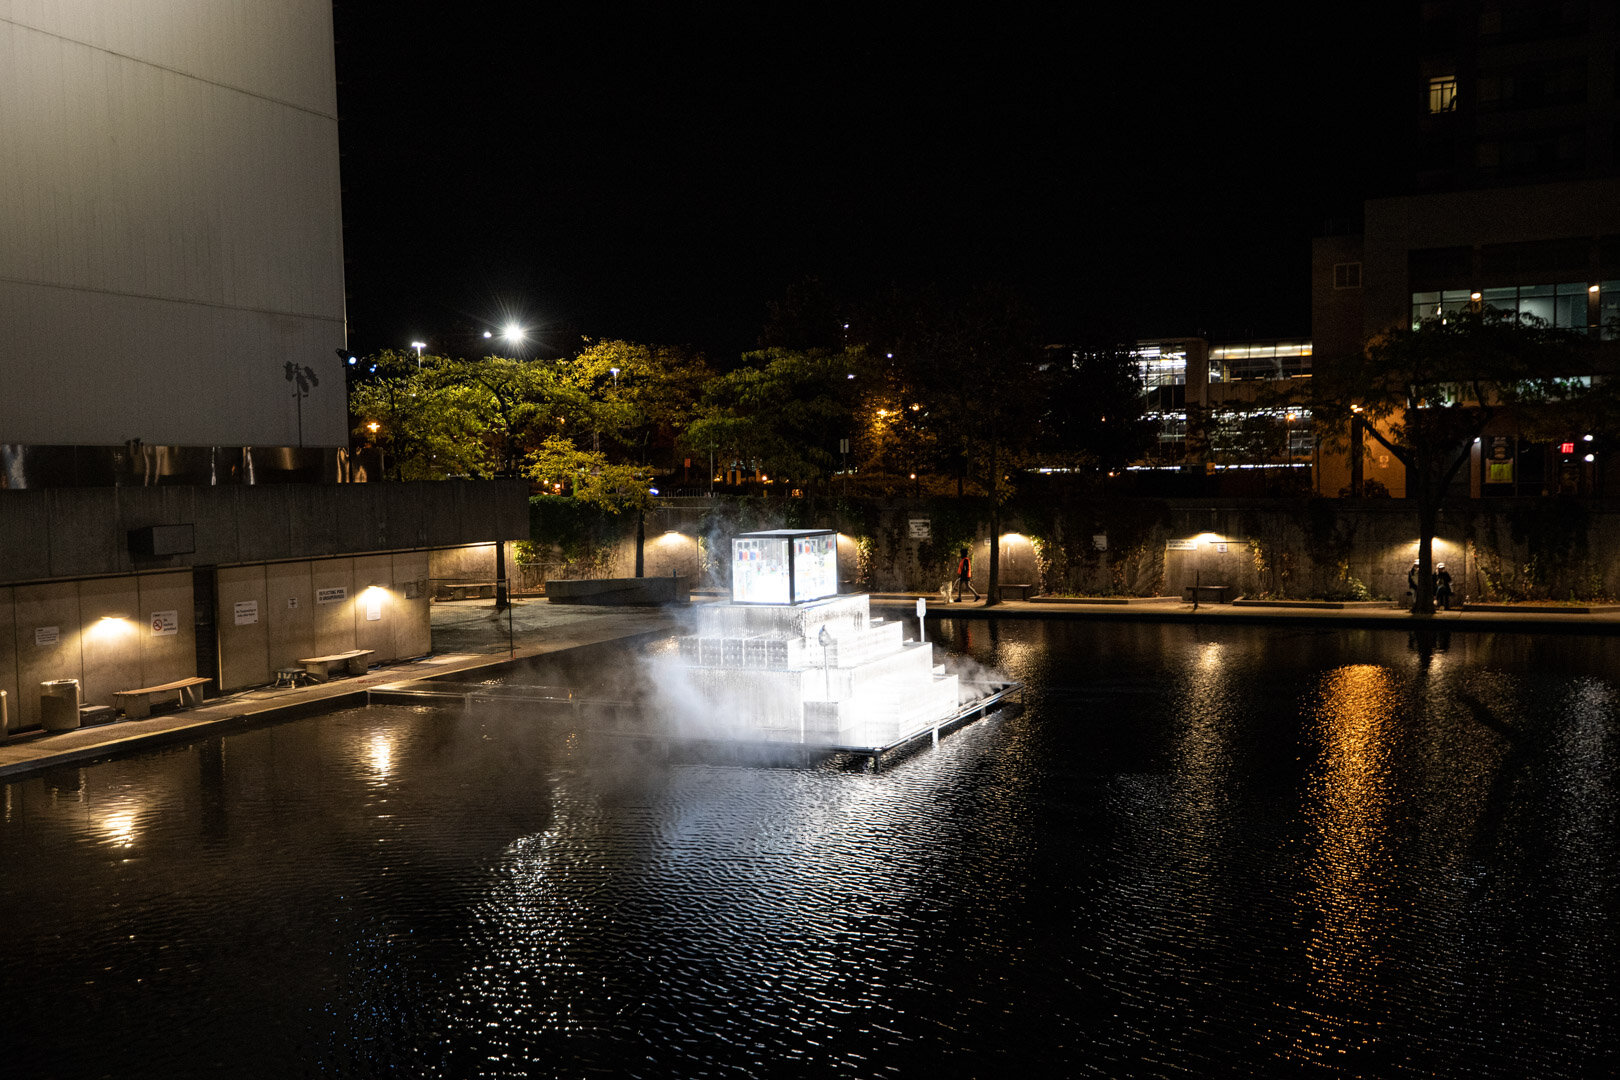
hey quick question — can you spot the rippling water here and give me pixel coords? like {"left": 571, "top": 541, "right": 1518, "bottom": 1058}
{"left": 2, "top": 622, "right": 1617, "bottom": 1078}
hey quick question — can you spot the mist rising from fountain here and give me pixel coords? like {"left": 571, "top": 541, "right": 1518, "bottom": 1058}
{"left": 656, "top": 529, "right": 1012, "bottom": 754}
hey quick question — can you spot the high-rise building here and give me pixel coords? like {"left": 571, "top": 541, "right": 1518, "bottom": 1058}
{"left": 1312, "top": 0, "right": 1620, "bottom": 499}
{"left": 1, "top": 0, "right": 348, "bottom": 480}
{"left": 0, "top": 3, "right": 524, "bottom": 729}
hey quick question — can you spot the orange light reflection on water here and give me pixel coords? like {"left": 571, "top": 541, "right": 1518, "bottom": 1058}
{"left": 1291, "top": 663, "right": 1402, "bottom": 1063}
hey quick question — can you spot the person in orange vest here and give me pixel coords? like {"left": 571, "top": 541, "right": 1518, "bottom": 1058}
{"left": 953, "top": 548, "right": 979, "bottom": 602}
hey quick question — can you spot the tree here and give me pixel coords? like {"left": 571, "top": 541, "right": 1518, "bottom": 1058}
{"left": 462, "top": 354, "right": 566, "bottom": 478}
{"left": 1034, "top": 345, "right": 1158, "bottom": 474}
{"left": 884, "top": 284, "right": 1049, "bottom": 605}
{"left": 561, "top": 339, "right": 713, "bottom": 471}
{"left": 348, "top": 351, "right": 485, "bottom": 480}
{"left": 1313, "top": 307, "right": 1589, "bottom": 613}
{"left": 682, "top": 347, "right": 865, "bottom": 492}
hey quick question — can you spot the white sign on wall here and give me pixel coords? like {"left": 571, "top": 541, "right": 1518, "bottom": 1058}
{"left": 909, "top": 519, "right": 931, "bottom": 540}
{"left": 287, "top": 597, "right": 299, "bottom": 610}
{"left": 365, "top": 596, "right": 382, "bottom": 622}
{"left": 151, "top": 610, "right": 179, "bottom": 636}
{"left": 1166, "top": 539, "right": 1197, "bottom": 551}
{"left": 34, "top": 626, "right": 60, "bottom": 646}
{"left": 316, "top": 587, "right": 347, "bottom": 605}
{"left": 1092, "top": 534, "right": 1108, "bottom": 551}
{"left": 234, "top": 600, "right": 259, "bottom": 625}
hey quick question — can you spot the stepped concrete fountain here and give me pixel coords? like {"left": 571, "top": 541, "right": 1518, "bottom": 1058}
{"left": 674, "top": 529, "right": 1002, "bottom": 752}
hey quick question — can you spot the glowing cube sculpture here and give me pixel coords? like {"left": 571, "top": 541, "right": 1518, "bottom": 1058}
{"left": 669, "top": 529, "right": 964, "bottom": 751}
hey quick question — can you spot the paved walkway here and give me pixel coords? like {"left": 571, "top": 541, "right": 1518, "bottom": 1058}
{"left": 4, "top": 592, "right": 1616, "bottom": 780}
{"left": 0, "top": 599, "right": 683, "bottom": 782}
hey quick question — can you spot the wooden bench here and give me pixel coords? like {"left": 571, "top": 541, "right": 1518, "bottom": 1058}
{"left": 114, "top": 676, "right": 211, "bottom": 719}
{"left": 296, "top": 649, "right": 375, "bottom": 682}
{"left": 997, "top": 583, "right": 1038, "bottom": 601}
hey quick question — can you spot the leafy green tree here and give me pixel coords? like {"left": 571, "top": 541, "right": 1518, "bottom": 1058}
{"left": 1313, "top": 307, "right": 1588, "bottom": 613}
{"left": 561, "top": 339, "right": 713, "bottom": 469}
{"left": 1035, "top": 345, "right": 1158, "bottom": 474}
{"left": 462, "top": 354, "right": 569, "bottom": 478}
{"left": 348, "top": 351, "right": 485, "bottom": 480}
{"left": 880, "top": 284, "right": 1048, "bottom": 604}
{"left": 682, "top": 347, "right": 866, "bottom": 491}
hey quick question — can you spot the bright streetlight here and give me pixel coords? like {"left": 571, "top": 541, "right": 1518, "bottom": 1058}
{"left": 410, "top": 341, "right": 426, "bottom": 368}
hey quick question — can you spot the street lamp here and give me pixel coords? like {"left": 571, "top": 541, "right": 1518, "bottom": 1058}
{"left": 410, "top": 341, "right": 426, "bottom": 368}
{"left": 502, "top": 324, "right": 525, "bottom": 354}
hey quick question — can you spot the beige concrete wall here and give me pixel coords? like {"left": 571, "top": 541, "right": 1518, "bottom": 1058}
{"left": 13, "top": 582, "right": 84, "bottom": 730}
{"left": 0, "top": 481, "right": 531, "bottom": 586}
{"left": 263, "top": 562, "right": 317, "bottom": 674}
{"left": 211, "top": 555, "right": 430, "bottom": 692}
{"left": 1, "top": 571, "right": 194, "bottom": 730}
{"left": 0, "top": 2, "right": 347, "bottom": 447}
{"left": 136, "top": 572, "right": 197, "bottom": 691}
{"left": 216, "top": 566, "right": 273, "bottom": 693}
{"left": 0, "top": 586, "right": 15, "bottom": 732}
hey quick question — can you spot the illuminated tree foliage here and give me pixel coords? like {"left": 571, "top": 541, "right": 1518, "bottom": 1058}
{"left": 682, "top": 347, "right": 866, "bottom": 491}
{"left": 1313, "top": 307, "right": 1589, "bottom": 612}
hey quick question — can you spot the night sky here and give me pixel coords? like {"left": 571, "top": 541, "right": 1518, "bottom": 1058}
{"left": 332, "top": 6, "right": 1415, "bottom": 360}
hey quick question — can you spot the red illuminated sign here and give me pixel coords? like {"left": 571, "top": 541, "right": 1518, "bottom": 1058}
{"left": 1560, "top": 442, "right": 1576, "bottom": 454}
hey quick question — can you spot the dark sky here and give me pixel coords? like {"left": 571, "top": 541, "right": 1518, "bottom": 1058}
{"left": 332, "top": 5, "right": 1414, "bottom": 360}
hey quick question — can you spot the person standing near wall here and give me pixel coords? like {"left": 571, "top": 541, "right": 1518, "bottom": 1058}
{"left": 1435, "top": 563, "right": 1453, "bottom": 611}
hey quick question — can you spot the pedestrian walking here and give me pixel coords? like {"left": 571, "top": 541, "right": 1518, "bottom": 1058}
{"left": 1407, "top": 559, "right": 1419, "bottom": 609}
{"left": 953, "top": 548, "right": 979, "bottom": 602}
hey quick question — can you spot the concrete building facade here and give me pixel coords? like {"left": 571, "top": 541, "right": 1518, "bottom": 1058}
{"left": 0, "top": 0, "right": 348, "bottom": 453}
{"left": 0, "top": 4, "right": 529, "bottom": 732}
{"left": 1310, "top": 1, "right": 1620, "bottom": 500}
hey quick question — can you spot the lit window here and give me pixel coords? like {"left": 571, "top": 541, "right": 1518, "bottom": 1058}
{"left": 1333, "top": 262, "right": 1362, "bottom": 289}
{"left": 1428, "top": 76, "right": 1458, "bottom": 113}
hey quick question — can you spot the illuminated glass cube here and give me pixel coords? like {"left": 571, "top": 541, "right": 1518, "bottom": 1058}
{"left": 730, "top": 529, "right": 838, "bottom": 605}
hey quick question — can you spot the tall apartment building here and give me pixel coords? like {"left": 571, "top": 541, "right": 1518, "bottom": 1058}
{"left": 1312, "top": 0, "right": 1620, "bottom": 498}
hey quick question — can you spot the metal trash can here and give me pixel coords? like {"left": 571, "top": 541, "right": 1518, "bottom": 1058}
{"left": 40, "top": 679, "right": 81, "bottom": 732}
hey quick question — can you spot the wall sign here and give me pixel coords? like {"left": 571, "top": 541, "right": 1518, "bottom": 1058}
{"left": 34, "top": 626, "right": 60, "bottom": 646}
{"left": 1092, "top": 534, "right": 1108, "bottom": 551}
{"left": 151, "top": 610, "right": 179, "bottom": 636}
{"left": 908, "top": 519, "right": 931, "bottom": 540}
{"left": 234, "top": 600, "right": 259, "bottom": 626}
{"left": 365, "top": 595, "right": 382, "bottom": 622}
{"left": 1166, "top": 539, "right": 1197, "bottom": 551}
{"left": 316, "top": 586, "right": 347, "bottom": 605}
{"left": 287, "top": 597, "right": 299, "bottom": 610}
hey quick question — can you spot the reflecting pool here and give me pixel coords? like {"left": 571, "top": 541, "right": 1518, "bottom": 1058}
{"left": 2, "top": 622, "right": 1617, "bottom": 1077}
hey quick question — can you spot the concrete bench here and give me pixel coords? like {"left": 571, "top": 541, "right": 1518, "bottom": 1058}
{"left": 997, "top": 583, "right": 1038, "bottom": 601}
{"left": 1183, "top": 584, "right": 1234, "bottom": 605}
{"left": 434, "top": 582, "right": 496, "bottom": 600}
{"left": 296, "top": 649, "right": 375, "bottom": 681}
{"left": 114, "top": 676, "right": 211, "bottom": 719}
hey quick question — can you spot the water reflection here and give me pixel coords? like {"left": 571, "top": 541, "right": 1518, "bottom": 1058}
{"left": 1, "top": 624, "right": 1617, "bottom": 1078}
{"left": 1302, "top": 665, "right": 1400, "bottom": 1022}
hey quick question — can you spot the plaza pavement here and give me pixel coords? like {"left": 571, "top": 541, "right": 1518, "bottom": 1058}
{"left": 4, "top": 591, "right": 1617, "bottom": 780}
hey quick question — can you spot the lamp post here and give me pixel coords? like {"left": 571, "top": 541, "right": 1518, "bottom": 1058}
{"left": 410, "top": 341, "right": 426, "bottom": 369}
{"left": 367, "top": 421, "right": 384, "bottom": 481}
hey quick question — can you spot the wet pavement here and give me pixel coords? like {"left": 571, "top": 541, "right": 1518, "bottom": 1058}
{"left": 3, "top": 591, "right": 1616, "bottom": 781}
